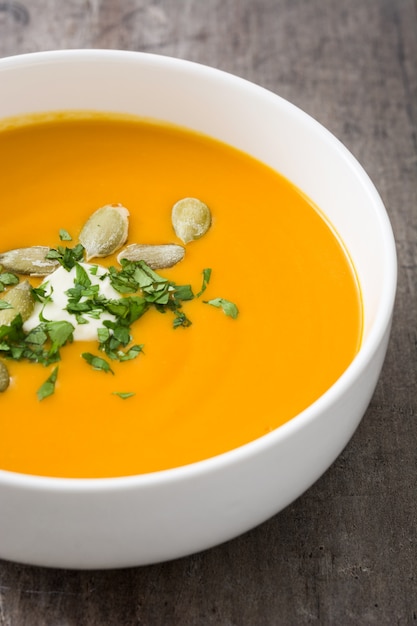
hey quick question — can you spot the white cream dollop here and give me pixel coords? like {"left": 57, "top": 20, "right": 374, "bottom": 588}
{"left": 24, "top": 262, "right": 121, "bottom": 342}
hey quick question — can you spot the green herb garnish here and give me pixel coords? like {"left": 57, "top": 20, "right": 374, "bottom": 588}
{"left": 0, "top": 223, "right": 238, "bottom": 400}
{"left": 204, "top": 297, "right": 239, "bottom": 319}
{"left": 46, "top": 243, "right": 85, "bottom": 271}
{"left": 112, "top": 391, "right": 135, "bottom": 399}
{"left": 0, "top": 314, "right": 74, "bottom": 366}
{"left": 37, "top": 366, "right": 59, "bottom": 401}
{"left": 82, "top": 352, "right": 114, "bottom": 374}
{"left": 59, "top": 229, "right": 72, "bottom": 241}
{"left": 0, "top": 271, "right": 19, "bottom": 293}
{"left": 196, "top": 268, "right": 212, "bottom": 297}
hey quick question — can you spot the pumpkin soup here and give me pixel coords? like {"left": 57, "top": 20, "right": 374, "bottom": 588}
{"left": 0, "top": 112, "right": 362, "bottom": 478}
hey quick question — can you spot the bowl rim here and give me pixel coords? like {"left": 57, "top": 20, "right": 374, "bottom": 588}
{"left": 0, "top": 49, "right": 398, "bottom": 491}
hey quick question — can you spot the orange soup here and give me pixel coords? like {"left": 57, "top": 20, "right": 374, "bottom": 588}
{"left": 0, "top": 113, "right": 362, "bottom": 478}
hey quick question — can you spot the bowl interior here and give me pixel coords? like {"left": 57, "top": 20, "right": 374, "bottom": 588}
{"left": 0, "top": 50, "right": 396, "bottom": 352}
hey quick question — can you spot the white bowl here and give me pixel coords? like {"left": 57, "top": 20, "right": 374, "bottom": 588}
{"left": 0, "top": 50, "right": 396, "bottom": 569}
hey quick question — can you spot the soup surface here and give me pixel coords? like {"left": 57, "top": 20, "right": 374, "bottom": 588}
{"left": 0, "top": 112, "right": 362, "bottom": 478}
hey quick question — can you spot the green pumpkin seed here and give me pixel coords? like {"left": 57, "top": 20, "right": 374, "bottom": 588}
{"left": 0, "top": 360, "right": 10, "bottom": 392}
{"left": 0, "top": 246, "right": 59, "bottom": 276}
{"left": 0, "top": 280, "right": 34, "bottom": 325}
{"left": 117, "top": 243, "right": 185, "bottom": 269}
{"left": 79, "top": 204, "right": 130, "bottom": 261}
{"left": 171, "top": 197, "right": 211, "bottom": 244}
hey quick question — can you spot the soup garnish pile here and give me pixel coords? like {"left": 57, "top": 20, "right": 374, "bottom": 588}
{"left": 0, "top": 200, "right": 238, "bottom": 399}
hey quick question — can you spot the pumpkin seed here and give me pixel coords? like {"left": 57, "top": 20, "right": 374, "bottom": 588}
{"left": 171, "top": 197, "right": 211, "bottom": 244}
{"left": 0, "top": 280, "right": 34, "bottom": 325}
{"left": 117, "top": 243, "right": 185, "bottom": 269}
{"left": 0, "top": 246, "right": 59, "bottom": 276}
{"left": 79, "top": 203, "right": 130, "bottom": 261}
{"left": 0, "top": 360, "right": 9, "bottom": 392}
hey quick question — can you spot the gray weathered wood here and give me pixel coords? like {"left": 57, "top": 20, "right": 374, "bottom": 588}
{"left": 0, "top": 1, "right": 416, "bottom": 624}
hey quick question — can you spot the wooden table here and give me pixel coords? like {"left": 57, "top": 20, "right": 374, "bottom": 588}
{"left": 0, "top": 1, "right": 415, "bottom": 624}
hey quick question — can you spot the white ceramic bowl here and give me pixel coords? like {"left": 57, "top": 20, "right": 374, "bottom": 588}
{"left": 0, "top": 50, "right": 396, "bottom": 569}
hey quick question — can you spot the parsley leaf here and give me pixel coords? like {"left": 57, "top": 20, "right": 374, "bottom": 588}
{"left": 117, "top": 344, "right": 143, "bottom": 361}
{"left": 37, "top": 366, "right": 59, "bottom": 401}
{"left": 74, "top": 262, "right": 92, "bottom": 287}
{"left": 196, "top": 268, "right": 212, "bottom": 297}
{"left": 173, "top": 284, "right": 194, "bottom": 301}
{"left": 46, "top": 243, "right": 85, "bottom": 271}
{"left": 46, "top": 321, "right": 74, "bottom": 355}
{"left": 112, "top": 391, "right": 135, "bottom": 399}
{"left": 204, "top": 297, "right": 239, "bottom": 319}
{"left": 59, "top": 229, "right": 72, "bottom": 241}
{"left": 82, "top": 352, "right": 114, "bottom": 374}
{"left": 0, "top": 272, "right": 19, "bottom": 292}
{"left": 32, "top": 282, "right": 54, "bottom": 304}
{"left": 104, "top": 296, "right": 148, "bottom": 324}
{"left": 172, "top": 311, "right": 192, "bottom": 328}
{"left": 25, "top": 327, "right": 48, "bottom": 347}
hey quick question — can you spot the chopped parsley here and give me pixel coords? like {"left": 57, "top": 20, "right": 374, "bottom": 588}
{"left": 196, "top": 268, "right": 212, "bottom": 297}
{"left": 82, "top": 352, "right": 114, "bottom": 374}
{"left": 37, "top": 366, "right": 59, "bottom": 401}
{"left": 204, "top": 297, "right": 239, "bottom": 319}
{"left": 0, "top": 241, "right": 239, "bottom": 399}
{"left": 0, "top": 271, "right": 19, "bottom": 293}
{"left": 46, "top": 243, "right": 84, "bottom": 271}
{"left": 59, "top": 229, "right": 72, "bottom": 241}
{"left": 112, "top": 391, "right": 135, "bottom": 399}
{"left": 0, "top": 315, "right": 74, "bottom": 366}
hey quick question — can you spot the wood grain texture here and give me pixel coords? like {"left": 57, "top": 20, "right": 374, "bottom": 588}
{"left": 0, "top": 1, "right": 416, "bottom": 624}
